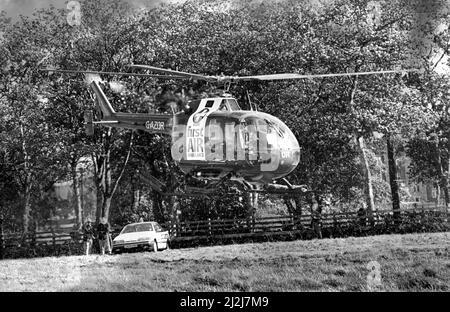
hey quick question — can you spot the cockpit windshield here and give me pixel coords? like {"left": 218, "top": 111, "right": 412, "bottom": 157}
{"left": 218, "top": 100, "right": 229, "bottom": 111}
{"left": 221, "top": 98, "right": 240, "bottom": 111}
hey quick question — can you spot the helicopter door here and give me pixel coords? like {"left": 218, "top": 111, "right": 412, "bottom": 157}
{"left": 186, "top": 98, "right": 222, "bottom": 160}
{"left": 243, "top": 118, "right": 259, "bottom": 162}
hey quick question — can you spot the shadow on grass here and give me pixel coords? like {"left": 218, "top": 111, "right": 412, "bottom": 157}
{"left": 396, "top": 272, "right": 448, "bottom": 291}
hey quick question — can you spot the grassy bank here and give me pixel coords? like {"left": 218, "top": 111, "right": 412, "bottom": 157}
{"left": 1, "top": 232, "right": 449, "bottom": 291}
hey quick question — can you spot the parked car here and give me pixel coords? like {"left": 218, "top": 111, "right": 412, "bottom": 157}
{"left": 112, "top": 221, "right": 170, "bottom": 254}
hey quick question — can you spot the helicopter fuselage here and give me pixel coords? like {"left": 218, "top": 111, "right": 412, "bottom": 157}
{"left": 171, "top": 97, "right": 300, "bottom": 183}
{"left": 90, "top": 81, "right": 300, "bottom": 184}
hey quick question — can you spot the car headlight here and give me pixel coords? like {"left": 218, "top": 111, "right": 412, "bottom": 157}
{"left": 114, "top": 240, "right": 124, "bottom": 244}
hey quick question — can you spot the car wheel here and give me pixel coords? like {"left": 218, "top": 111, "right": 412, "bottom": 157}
{"left": 153, "top": 240, "right": 158, "bottom": 252}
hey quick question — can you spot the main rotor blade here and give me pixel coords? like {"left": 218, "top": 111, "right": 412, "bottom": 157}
{"left": 40, "top": 68, "right": 185, "bottom": 79}
{"left": 130, "top": 64, "right": 217, "bottom": 82}
{"left": 225, "top": 69, "right": 419, "bottom": 81}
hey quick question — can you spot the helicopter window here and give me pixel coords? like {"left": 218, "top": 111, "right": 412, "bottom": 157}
{"left": 257, "top": 119, "right": 268, "bottom": 133}
{"left": 265, "top": 119, "right": 285, "bottom": 138}
{"left": 205, "top": 100, "right": 215, "bottom": 108}
{"left": 218, "top": 100, "right": 229, "bottom": 111}
{"left": 226, "top": 99, "right": 240, "bottom": 111}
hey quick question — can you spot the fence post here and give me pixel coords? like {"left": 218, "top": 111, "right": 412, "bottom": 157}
{"left": 31, "top": 228, "right": 36, "bottom": 248}
{"left": 52, "top": 227, "right": 56, "bottom": 251}
{"left": 0, "top": 216, "right": 4, "bottom": 259}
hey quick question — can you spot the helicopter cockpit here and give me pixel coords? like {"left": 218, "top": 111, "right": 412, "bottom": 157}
{"left": 186, "top": 97, "right": 241, "bottom": 114}
{"left": 219, "top": 98, "right": 241, "bottom": 111}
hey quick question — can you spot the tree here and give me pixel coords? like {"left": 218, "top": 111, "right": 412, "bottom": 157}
{"left": 46, "top": 0, "right": 142, "bottom": 223}
{"left": 407, "top": 74, "right": 450, "bottom": 208}
{"left": 0, "top": 12, "right": 68, "bottom": 232}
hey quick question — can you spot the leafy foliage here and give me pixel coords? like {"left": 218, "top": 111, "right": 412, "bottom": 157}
{"left": 1, "top": 0, "right": 450, "bottom": 232}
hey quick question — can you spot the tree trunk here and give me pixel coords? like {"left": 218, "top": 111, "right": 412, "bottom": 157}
{"left": 245, "top": 190, "right": 258, "bottom": 232}
{"left": 102, "top": 136, "right": 112, "bottom": 221}
{"left": 284, "top": 197, "right": 295, "bottom": 215}
{"left": 357, "top": 136, "right": 375, "bottom": 218}
{"left": 284, "top": 195, "right": 303, "bottom": 216}
{"left": 95, "top": 193, "right": 102, "bottom": 224}
{"left": 22, "top": 186, "right": 32, "bottom": 234}
{"left": 435, "top": 183, "right": 440, "bottom": 208}
{"left": 92, "top": 153, "right": 103, "bottom": 224}
{"left": 71, "top": 160, "right": 83, "bottom": 229}
{"left": 152, "top": 192, "right": 165, "bottom": 223}
{"left": 306, "top": 191, "right": 317, "bottom": 213}
{"left": 438, "top": 172, "right": 449, "bottom": 208}
{"left": 170, "top": 195, "right": 179, "bottom": 235}
{"left": 387, "top": 133, "right": 401, "bottom": 220}
{"left": 293, "top": 195, "right": 302, "bottom": 215}
{"left": 315, "top": 193, "right": 323, "bottom": 214}
{"left": 132, "top": 188, "right": 140, "bottom": 210}
{"left": 348, "top": 77, "right": 375, "bottom": 220}
{"left": 435, "top": 141, "right": 449, "bottom": 208}
{"left": 20, "top": 123, "right": 32, "bottom": 234}
{"left": 101, "top": 196, "right": 112, "bottom": 220}
{"left": 94, "top": 130, "right": 133, "bottom": 223}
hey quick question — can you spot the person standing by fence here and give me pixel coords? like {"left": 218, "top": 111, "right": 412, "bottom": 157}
{"left": 311, "top": 209, "right": 323, "bottom": 239}
{"left": 97, "top": 218, "right": 112, "bottom": 255}
{"left": 82, "top": 219, "right": 94, "bottom": 256}
{"left": 357, "top": 207, "right": 367, "bottom": 227}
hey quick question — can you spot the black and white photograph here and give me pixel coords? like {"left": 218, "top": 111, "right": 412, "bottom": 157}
{"left": 0, "top": 0, "right": 449, "bottom": 297}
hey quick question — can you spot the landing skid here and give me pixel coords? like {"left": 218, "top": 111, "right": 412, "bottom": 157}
{"left": 139, "top": 170, "right": 309, "bottom": 197}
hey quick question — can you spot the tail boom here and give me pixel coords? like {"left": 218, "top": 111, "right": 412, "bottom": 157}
{"left": 90, "top": 81, "right": 115, "bottom": 117}
{"left": 89, "top": 81, "right": 172, "bottom": 134}
{"left": 105, "top": 113, "right": 173, "bottom": 134}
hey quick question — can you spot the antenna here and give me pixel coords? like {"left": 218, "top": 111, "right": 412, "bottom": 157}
{"left": 225, "top": 81, "right": 231, "bottom": 92}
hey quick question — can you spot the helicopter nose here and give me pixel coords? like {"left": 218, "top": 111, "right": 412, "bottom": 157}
{"left": 250, "top": 113, "right": 300, "bottom": 180}
{"left": 276, "top": 121, "right": 300, "bottom": 176}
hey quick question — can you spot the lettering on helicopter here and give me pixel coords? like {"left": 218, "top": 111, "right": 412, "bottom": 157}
{"left": 186, "top": 99, "right": 221, "bottom": 160}
{"left": 145, "top": 120, "right": 165, "bottom": 131}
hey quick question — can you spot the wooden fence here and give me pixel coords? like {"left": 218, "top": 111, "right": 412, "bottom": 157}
{"left": 0, "top": 208, "right": 449, "bottom": 256}
{"left": 169, "top": 208, "right": 450, "bottom": 241}
{"left": 1, "top": 227, "right": 76, "bottom": 249}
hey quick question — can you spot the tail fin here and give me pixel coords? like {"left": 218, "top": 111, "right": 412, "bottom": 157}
{"left": 90, "top": 81, "right": 115, "bottom": 117}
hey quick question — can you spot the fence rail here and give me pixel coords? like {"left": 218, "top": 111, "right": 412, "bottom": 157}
{"left": 169, "top": 208, "right": 449, "bottom": 238}
{"left": 0, "top": 208, "right": 449, "bottom": 255}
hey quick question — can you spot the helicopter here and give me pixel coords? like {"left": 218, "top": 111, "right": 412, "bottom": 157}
{"left": 43, "top": 65, "right": 414, "bottom": 195}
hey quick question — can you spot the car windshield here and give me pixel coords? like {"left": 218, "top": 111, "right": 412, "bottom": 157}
{"left": 121, "top": 225, "right": 135, "bottom": 234}
{"left": 135, "top": 223, "right": 153, "bottom": 232}
{"left": 154, "top": 223, "right": 164, "bottom": 232}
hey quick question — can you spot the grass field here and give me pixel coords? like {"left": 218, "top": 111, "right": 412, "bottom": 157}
{"left": 1, "top": 232, "right": 449, "bottom": 292}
